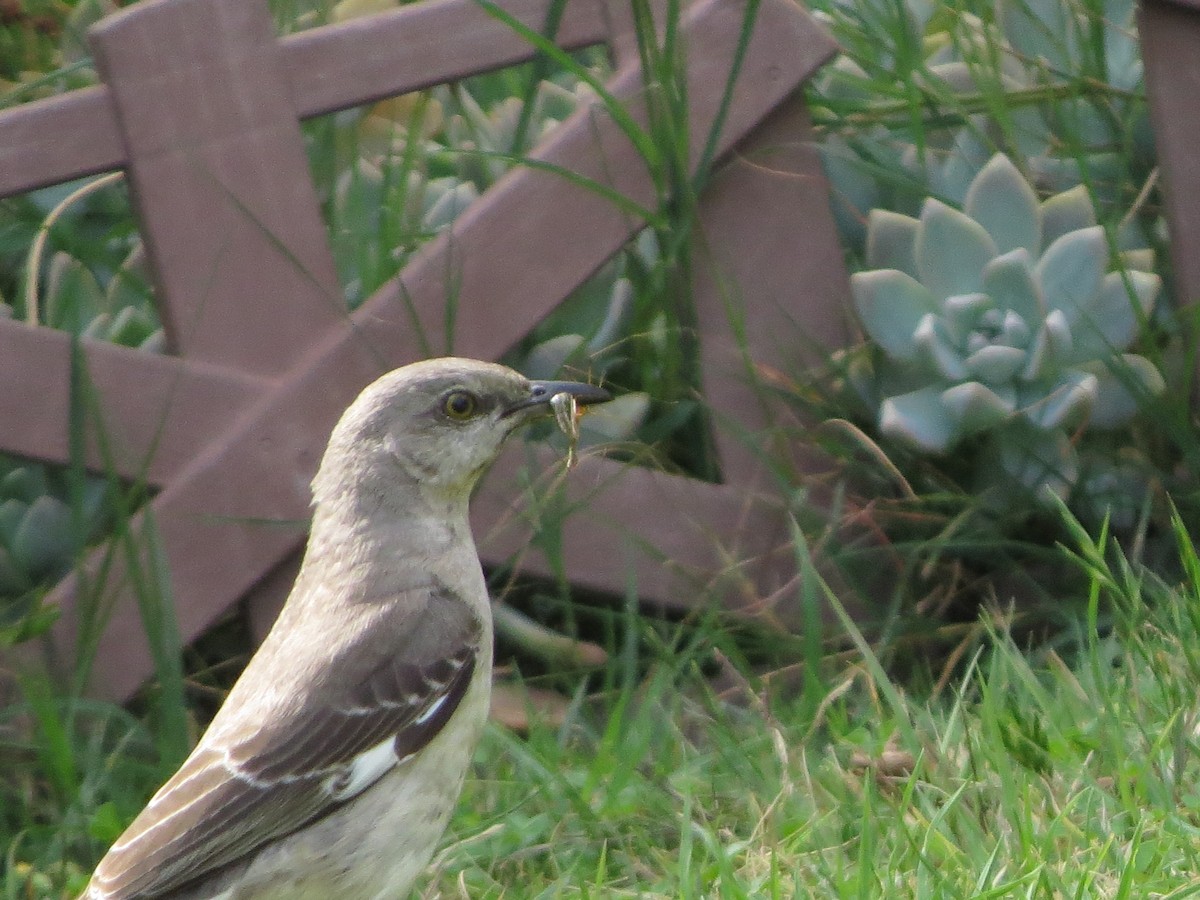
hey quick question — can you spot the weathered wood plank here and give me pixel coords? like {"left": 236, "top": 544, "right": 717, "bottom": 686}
{"left": 1140, "top": 0, "right": 1200, "bottom": 342}
{"left": 0, "top": 319, "right": 267, "bottom": 485}
{"left": 283, "top": 0, "right": 614, "bottom": 116}
{"left": 0, "top": 87, "right": 125, "bottom": 196}
{"left": 89, "top": 0, "right": 344, "bottom": 375}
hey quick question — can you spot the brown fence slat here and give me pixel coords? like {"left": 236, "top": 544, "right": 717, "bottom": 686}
{"left": 1140, "top": 0, "right": 1200, "bottom": 335}
{"left": 691, "top": 98, "right": 853, "bottom": 480}
{"left": 472, "top": 449, "right": 792, "bottom": 610}
{"left": 0, "top": 320, "right": 267, "bottom": 485}
{"left": 90, "top": 0, "right": 344, "bottom": 375}
{"left": 283, "top": 0, "right": 613, "bottom": 116}
{"left": 0, "top": 87, "right": 125, "bottom": 196}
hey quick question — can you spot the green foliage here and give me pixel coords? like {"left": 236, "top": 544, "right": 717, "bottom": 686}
{"left": 321, "top": 74, "right": 598, "bottom": 306}
{"left": 0, "top": 456, "right": 120, "bottom": 648}
{"left": 427, "top": 506, "right": 1200, "bottom": 896}
{"left": 14, "top": 507, "right": 1200, "bottom": 896}
{"left": 0, "top": 0, "right": 104, "bottom": 94}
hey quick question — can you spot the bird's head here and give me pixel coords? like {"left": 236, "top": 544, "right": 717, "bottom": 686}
{"left": 314, "top": 357, "right": 611, "bottom": 507}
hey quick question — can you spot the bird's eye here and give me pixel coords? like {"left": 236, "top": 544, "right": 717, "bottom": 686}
{"left": 441, "top": 390, "right": 479, "bottom": 421}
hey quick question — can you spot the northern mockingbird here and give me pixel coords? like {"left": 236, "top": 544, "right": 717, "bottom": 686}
{"left": 83, "top": 357, "right": 611, "bottom": 899}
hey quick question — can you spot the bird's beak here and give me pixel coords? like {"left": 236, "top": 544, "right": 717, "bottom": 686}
{"left": 503, "top": 379, "right": 612, "bottom": 418}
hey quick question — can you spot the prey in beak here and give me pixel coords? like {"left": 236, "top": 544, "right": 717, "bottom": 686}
{"left": 504, "top": 379, "right": 612, "bottom": 468}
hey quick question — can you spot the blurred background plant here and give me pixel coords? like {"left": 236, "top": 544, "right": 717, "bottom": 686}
{"left": 810, "top": 0, "right": 1156, "bottom": 256}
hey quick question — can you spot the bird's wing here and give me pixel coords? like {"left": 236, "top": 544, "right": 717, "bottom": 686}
{"left": 87, "top": 584, "right": 481, "bottom": 900}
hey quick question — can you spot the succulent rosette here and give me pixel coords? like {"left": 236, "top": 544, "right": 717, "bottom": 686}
{"left": 850, "top": 153, "right": 1163, "bottom": 496}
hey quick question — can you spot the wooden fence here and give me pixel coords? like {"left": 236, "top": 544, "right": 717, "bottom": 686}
{"left": 1141, "top": 0, "right": 1200, "bottom": 357}
{"left": 0, "top": 0, "right": 854, "bottom": 700}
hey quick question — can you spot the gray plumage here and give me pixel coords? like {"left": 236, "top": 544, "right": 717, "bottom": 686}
{"left": 83, "top": 358, "right": 610, "bottom": 900}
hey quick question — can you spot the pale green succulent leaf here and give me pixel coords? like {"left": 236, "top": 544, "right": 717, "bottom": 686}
{"left": 880, "top": 386, "right": 962, "bottom": 454}
{"left": 991, "top": 426, "right": 1079, "bottom": 499}
{"left": 865, "top": 210, "right": 920, "bottom": 276}
{"left": 1070, "top": 270, "right": 1161, "bottom": 362}
{"left": 534, "top": 79, "right": 584, "bottom": 123}
{"left": 982, "top": 249, "right": 1044, "bottom": 325}
{"left": 588, "top": 278, "right": 634, "bottom": 355}
{"left": 819, "top": 136, "right": 886, "bottom": 247}
{"left": 45, "top": 253, "right": 105, "bottom": 332}
{"left": 916, "top": 199, "right": 998, "bottom": 300}
{"left": 928, "top": 61, "right": 980, "bottom": 94}
{"left": 1022, "top": 309, "right": 1074, "bottom": 380}
{"left": 998, "top": 0, "right": 1074, "bottom": 69}
{"left": 1009, "top": 106, "right": 1053, "bottom": 160}
{"left": 942, "top": 380, "right": 1015, "bottom": 436}
{"left": 1037, "top": 225, "right": 1107, "bottom": 315}
{"left": 1040, "top": 185, "right": 1096, "bottom": 249}
{"left": 1022, "top": 371, "right": 1097, "bottom": 430}
{"left": 933, "top": 128, "right": 994, "bottom": 206}
{"left": 964, "top": 344, "right": 1027, "bottom": 383}
{"left": 1119, "top": 248, "right": 1155, "bottom": 272}
{"left": 422, "top": 181, "right": 479, "bottom": 231}
{"left": 0, "top": 498, "right": 26, "bottom": 544}
{"left": 821, "top": 56, "right": 874, "bottom": 103}
{"left": 999, "top": 310, "right": 1031, "bottom": 347}
{"left": 1, "top": 468, "right": 46, "bottom": 504}
{"left": 850, "top": 269, "right": 940, "bottom": 362}
{"left": 106, "top": 306, "right": 156, "bottom": 348}
{"left": 964, "top": 154, "right": 1042, "bottom": 255}
{"left": 914, "top": 314, "right": 968, "bottom": 380}
{"left": 577, "top": 392, "right": 650, "bottom": 445}
{"left": 11, "top": 496, "right": 74, "bottom": 579}
{"left": 82, "top": 312, "right": 111, "bottom": 341}
{"left": 141, "top": 330, "right": 168, "bottom": 353}
{"left": 1081, "top": 354, "right": 1166, "bottom": 428}
{"left": 106, "top": 244, "right": 151, "bottom": 312}
{"left": 523, "top": 334, "right": 587, "bottom": 381}
{"left": 941, "top": 292, "right": 990, "bottom": 345}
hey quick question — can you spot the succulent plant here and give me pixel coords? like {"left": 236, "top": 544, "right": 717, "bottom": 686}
{"left": 435, "top": 78, "right": 590, "bottom": 187}
{"left": 330, "top": 77, "right": 593, "bottom": 303}
{"left": 333, "top": 155, "right": 483, "bottom": 304}
{"left": 39, "top": 248, "right": 165, "bottom": 351}
{"left": 813, "top": 0, "right": 1153, "bottom": 253}
{"left": 850, "top": 153, "right": 1163, "bottom": 497}
{"left": 0, "top": 455, "right": 123, "bottom": 645}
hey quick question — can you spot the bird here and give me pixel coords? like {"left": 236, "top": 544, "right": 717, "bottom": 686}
{"left": 83, "top": 357, "right": 612, "bottom": 900}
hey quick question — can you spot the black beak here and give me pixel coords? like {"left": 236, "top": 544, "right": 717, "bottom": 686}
{"left": 503, "top": 379, "right": 612, "bottom": 418}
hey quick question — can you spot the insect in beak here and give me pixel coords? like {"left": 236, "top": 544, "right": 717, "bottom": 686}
{"left": 550, "top": 391, "right": 581, "bottom": 468}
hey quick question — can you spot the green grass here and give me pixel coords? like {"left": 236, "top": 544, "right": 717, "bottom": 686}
{"left": 425, "top": 512, "right": 1200, "bottom": 898}
{"left": 10, "top": 505, "right": 1200, "bottom": 898}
